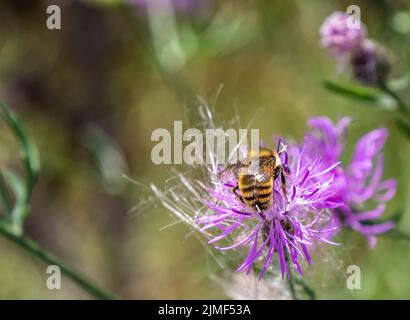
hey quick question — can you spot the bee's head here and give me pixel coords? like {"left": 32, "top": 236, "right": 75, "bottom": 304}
{"left": 247, "top": 147, "right": 276, "bottom": 160}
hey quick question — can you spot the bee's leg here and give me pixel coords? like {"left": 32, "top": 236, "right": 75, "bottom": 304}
{"left": 255, "top": 204, "right": 266, "bottom": 219}
{"left": 273, "top": 166, "right": 281, "bottom": 180}
{"left": 272, "top": 188, "right": 276, "bottom": 206}
{"left": 280, "top": 170, "right": 288, "bottom": 202}
{"left": 272, "top": 167, "right": 281, "bottom": 205}
{"left": 231, "top": 185, "right": 245, "bottom": 204}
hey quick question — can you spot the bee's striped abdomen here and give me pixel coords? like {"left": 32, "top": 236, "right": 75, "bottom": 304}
{"left": 238, "top": 175, "right": 273, "bottom": 211}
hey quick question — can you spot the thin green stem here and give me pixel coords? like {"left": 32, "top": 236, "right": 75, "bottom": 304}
{"left": 294, "top": 277, "right": 316, "bottom": 300}
{"left": 287, "top": 276, "right": 298, "bottom": 300}
{"left": 0, "top": 172, "right": 12, "bottom": 214}
{"left": 0, "top": 221, "right": 117, "bottom": 300}
{"left": 0, "top": 102, "right": 39, "bottom": 196}
{"left": 379, "top": 82, "right": 410, "bottom": 117}
{"left": 288, "top": 276, "right": 316, "bottom": 300}
{"left": 0, "top": 100, "right": 116, "bottom": 299}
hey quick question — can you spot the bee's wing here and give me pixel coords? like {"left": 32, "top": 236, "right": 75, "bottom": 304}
{"left": 218, "top": 162, "right": 247, "bottom": 179}
{"left": 251, "top": 158, "right": 274, "bottom": 182}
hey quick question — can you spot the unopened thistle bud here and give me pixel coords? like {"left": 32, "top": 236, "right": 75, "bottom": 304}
{"left": 351, "top": 39, "right": 391, "bottom": 86}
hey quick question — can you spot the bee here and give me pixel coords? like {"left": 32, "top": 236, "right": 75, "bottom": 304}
{"left": 220, "top": 148, "right": 288, "bottom": 212}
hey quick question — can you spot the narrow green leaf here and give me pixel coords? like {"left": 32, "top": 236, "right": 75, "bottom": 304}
{"left": 323, "top": 80, "right": 382, "bottom": 102}
{"left": 388, "top": 75, "right": 410, "bottom": 92}
{"left": 293, "top": 277, "right": 316, "bottom": 300}
{"left": 199, "top": 10, "right": 255, "bottom": 58}
{"left": 3, "top": 169, "right": 29, "bottom": 230}
{"left": 0, "top": 170, "right": 12, "bottom": 214}
{"left": 0, "top": 100, "right": 40, "bottom": 200}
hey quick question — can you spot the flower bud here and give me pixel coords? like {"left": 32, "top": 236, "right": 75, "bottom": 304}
{"left": 351, "top": 39, "right": 391, "bottom": 86}
{"left": 320, "top": 11, "right": 367, "bottom": 57}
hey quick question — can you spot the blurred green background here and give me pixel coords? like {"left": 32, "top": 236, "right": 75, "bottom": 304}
{"left": 0, "top": 0, "right": 409, "bottom": 299}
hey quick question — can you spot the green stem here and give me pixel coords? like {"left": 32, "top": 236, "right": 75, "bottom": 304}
{"left": 0, "top": 221, "right": 117, "bottom": 300}
{"left": 379, "top": 82, "right": 410, "bottom": 116}
{"left": 294, "top": 277, "right": 316, "bottom": 300}
{"left": 0, "top": 172, "right": 12, "bottom": 214}
{"left": 0, "top": 102, "right": 39, "bottom": 188}
{"left": 287, "top": 276, "right": 298, "bottom": 300}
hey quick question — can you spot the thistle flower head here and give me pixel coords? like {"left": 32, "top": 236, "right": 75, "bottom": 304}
{"left": 151, "top": 105, "right": 396, "bottom": 282}
{"left": 197, "top": 138, "right": 341, "bottom": 279}
{"left": 320, "top": 11, "right": 367, "bottom": 57}
{"left": 305, "top": 117, "right": 397, "bottom": 247}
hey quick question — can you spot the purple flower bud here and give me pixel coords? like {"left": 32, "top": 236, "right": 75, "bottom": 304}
{"left": 351, "top": 39, "right": 391, "bottom": 86}
{"left": 351, "top": 39, "right": 378, "bottom": 85}
{"left": 320, "top": 11, "right": 367, "bottom": 57}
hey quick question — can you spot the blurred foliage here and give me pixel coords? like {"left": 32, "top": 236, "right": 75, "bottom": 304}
{"left": 0, "top": 0, "right": 409, "bottom": 299}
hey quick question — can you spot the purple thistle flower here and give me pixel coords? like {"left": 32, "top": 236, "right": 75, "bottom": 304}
{"left": 320, "top": 11, "right": 367, "bottom": 57}
{"left": 305, "top": 117, "right": 397, "bottom": 247}
{"left": 197, "top": 140, "right": 341, "bottom": 279}
{"left": 151, "top": 106, "right": 396, "bottom": 281}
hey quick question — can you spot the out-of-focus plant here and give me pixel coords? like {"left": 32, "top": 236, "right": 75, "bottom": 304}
{"left": 131, "top": 0, "right": 256, "bottom": 70}
{"left": 319, "top": 11, "right": 410, "bottom": 245}
{"left": 125, "top": 0, "right": 257, "bottom": 122}
{"left": 320, "top": 11, "right": 410, "bottom": 139}
{"left": 82, "top": 124, "right": 129, "bottom": 195}
{"left": 0, "top": 99, "right": 116, "bottom": 299}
